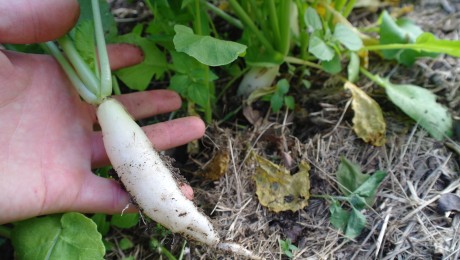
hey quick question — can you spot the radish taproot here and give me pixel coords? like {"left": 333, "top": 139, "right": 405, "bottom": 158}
{"left": 97, "top": 98, "right": 219, "bottom": 245}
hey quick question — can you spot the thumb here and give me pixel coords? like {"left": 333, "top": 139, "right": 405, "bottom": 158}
{"left": 0, "top": 0, "right": 79, "bottom": 44}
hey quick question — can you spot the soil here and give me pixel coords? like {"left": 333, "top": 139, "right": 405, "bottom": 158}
{"left": 104, "top": 1, "right": 460, "bottom": 259}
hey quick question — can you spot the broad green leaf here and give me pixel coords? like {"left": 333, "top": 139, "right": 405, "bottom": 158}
{"left": 336, "top": 157, "right": 369, "bottom": 196}
{"left": 345, "top": 207, "right": 366, "bottom": 239}
{"left": 309, "top": 36, "right": 335, "bottom": 61}
{"left": 321, "top": 53, "right": 342, "bottom": 74}
{"left": 347, "top": 52, "right": 360, "bottom": 82}
{"left": 277, "top": 79, "right": 290, "bottom": 94}
{"left": 12, "top": 213, "right": 105, "bottom": 260}
{"left": 345, "top": 81, "right": 386, "bottom": 146}
{"left": 379, "top": 11, "right": 437, "bottom": 65}
{"left": 114, "top": 34, "right": 167, "bottom": 91}
{"left": 173, "top": 25, "right": 247, "bottom": 66}
{"left": 305, "top": 7, "right": 323, "bottom": 31}
{"left": 188, "top": 82, "right": 210, "bottom": 108}
{"left": 333, "top": 24, "right": 363, "bottom": 51}
{"left": 284, "top": 96, "right": 295, "bottom": 110}
{"left": 169, "top": 74, "right": 190, "bottom": 96}
{"left": 378, "top": 76, "right": 453, "bottom": 140}
{"left": 111, "top": 213, "right": 139, "bottom": 229}
{"left": 329, "top": 200, "right": 350, "bottom": 231}
{"left": 252, "top": 153, "right": 310, "bottom": 212}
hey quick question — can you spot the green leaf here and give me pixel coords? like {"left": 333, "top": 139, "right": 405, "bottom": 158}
{"left": 309, "top": 36, "right": 335, "bottom": 61}
{"left": 271, "top": 93, "right": 284, "bottom": 112}
{"left": 412, "top": 32, "right": 460, "bottom": 57}
{"left": 378, "top": 76, "right": 453, "bottom": 140}
{"left": 284, "top": 96, "right": 295, "bottom": 110}
{"left": 12, "top": 213, "right": 105, "bottom": 260}
{"left": 91, "top": 214, "right": 110, "bottom": 236}
{"left": 379, "top": 11, "right": 437, "bottom": 65}
{"left": 345, "top": 207, "right": 366, "bottom": 239}
{"left": 113, "top": 34, "right": 167, "bottom": 91}
{"left": 336, "top": 157, "right": 369, "bottom": 196}
{"left": 74, "top": 21, "right": 97, "bottom": 72}
{"left": 188, "top": 82, "right": 210, "bottom": 108}
{"left": 329, "top": 200, "right": 350, "bottom": 231}
{"left": 333, "top": 24, "right": 363, "bottom": 51}
{"left": 321, "top": 53, "right": 342, "bottom": 74}
{"left": 347, "top": 52, "right": 360, "bottom": 82}
{"left": 277, "top": 79, "right": 290, "bottom": 94}
{"left": 354, "top": 170, "right": 387, "bottom": 199}
{"left": 77, "top": 0, "right": 117, "bottom": 39}
{"left": 305, "top": 7, "right": 323, "bottom": 31}
{"left": 173, "top": 25, "right": 247, "bottom": 66}
{"left": 111, "top": 214, "right": 139, "bottom": 229}
{"left": 119, "top": 237, "right": 134, "bottom": 250}
{"left": 169, "top": 74, "right": 190, "bottom": 96}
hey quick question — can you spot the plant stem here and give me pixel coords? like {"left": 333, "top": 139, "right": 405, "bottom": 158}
{"left": 92, "top": 0, "right": 112, "bottom": 98}
{"left": 41, "top": 42, "right": 99, "bottom": 104}
{"left": 359, "top": 67, "right": 386, "bottom": 87}
{"left": 266, "top": 0, "right": 281, "bottom": 49}
{"left": 284, "top": 56, "right": 323, "bottom": 70}
{"left": 279, "top": 0, "right": 292, "bottom": 56}
{"left": 57, "top": 35, "right": 99, "bottom": 96}
{"left": 343, "top": 0, "right": 356, "bottom": 18}
{"left": 227, "top": 0, "right": 275, "bottom": 53}
{"left": 0, "top": 225, "right": 11, "bottom": 239}
{"left": 194, "top": 0, "right": 202, "bottom": 35}
{"left": 201, "top": 0, "right": 243, "bottom": 29}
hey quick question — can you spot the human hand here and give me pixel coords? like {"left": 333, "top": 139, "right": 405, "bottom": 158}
{"left": 0, "top": 0, "right": 204, "bottom": 224}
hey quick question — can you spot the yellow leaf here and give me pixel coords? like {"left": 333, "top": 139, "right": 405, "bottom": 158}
{"left": 252, "top": 153, "right": 310, "bottom": 213}
{"left": 199, "top": 150, "right": 230, "bottom": 181}
{"left": 345, "top": 81, "right": 386, "bottom": 146}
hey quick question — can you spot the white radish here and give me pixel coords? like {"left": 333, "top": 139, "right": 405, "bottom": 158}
{"left": 97, "top": 98, "right": 219, "bottom": 245}
{"left": 97, "top": 98, "right": 262, "bottom": 259}
{"left": 237, "top": 66, "right": 280, "bottom": 97}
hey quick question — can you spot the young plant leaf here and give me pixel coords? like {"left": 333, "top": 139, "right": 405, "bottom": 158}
{"left": 309, "top": 36, "right": 335, "bottom": 61}
{"left": 91, "top": 213, "right": 110, "bottom": 236}
{"left": 345, "top": 207, "right": 366, "bottom": 239}
{"left": 333, "top": 24, "right": 363, "bottom": 51}
{"left": 336, "top": 157, "right": 369, "bottom": 197}
{"left": 329, "top": 200, "right": 350, "bottom": 231}
{"left": 12, "top": 213, "right": 105, "bottom": 259}
{"left": 353, "top": 170, "right": 387, "bottom": 199}
{"left": 114, "top": 33, "right": 167, "bottom": 91}
{"left": 377, "top": 76, "right": 453, "bottom": 140}
{"left": 345, "top": 81, "right": 386, "bottom": 146}
{"left": 173, "top": 25, "right": 247, "bottom": 66}
{"left": 305, "top": 7, "right": 323, "bottom": 31}
{"left": 321, "top": 53, "right": 342, "bottom": 74}
{"left": 111, "top": 213, "right": 139, "bottom": 229}
{"left": 252, "top": 153, "right": 310, "bottom": 212}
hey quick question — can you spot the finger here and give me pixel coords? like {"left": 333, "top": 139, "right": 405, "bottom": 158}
{"left": 0, "top": 0, "right": 79, "bottom": 44}
{"left": 90, "top": 90, "right": 182, "bottom": 124}
{"left": 91, "top": 116, "right": 206, "bottom": 168}
{"left": 107, "top": 44, "right": 144, "bottom": 71}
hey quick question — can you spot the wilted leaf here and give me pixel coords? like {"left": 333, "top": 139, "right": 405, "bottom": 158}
{"left": 378, "top": 76, "right": 453, "bottom": 140}
{"left": 173, "top": 25, "right": 247, "bottom": 66}
{"left": 345, "top": 81, "right": 386, "bottom": 146}
{"left": 252, "top": 153, "right": 310, "bottom": 212}
{"left": 12, "top": 213, "right": 105, "bottom": 260}
{"left": 199, "top": 150, "right": 230, "bottom": 181}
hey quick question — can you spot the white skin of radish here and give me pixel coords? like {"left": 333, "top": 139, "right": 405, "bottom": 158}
{"left": 97, "top": 98, "right": 220, "bottom": 246}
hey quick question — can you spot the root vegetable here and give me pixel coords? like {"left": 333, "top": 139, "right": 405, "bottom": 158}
{"left": 97, "top": 99, "right": 262, "bottom": 259}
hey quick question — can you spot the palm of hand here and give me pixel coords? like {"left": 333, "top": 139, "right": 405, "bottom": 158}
{"left": 0, "top": 50, "right": 203, "bottom": 224}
